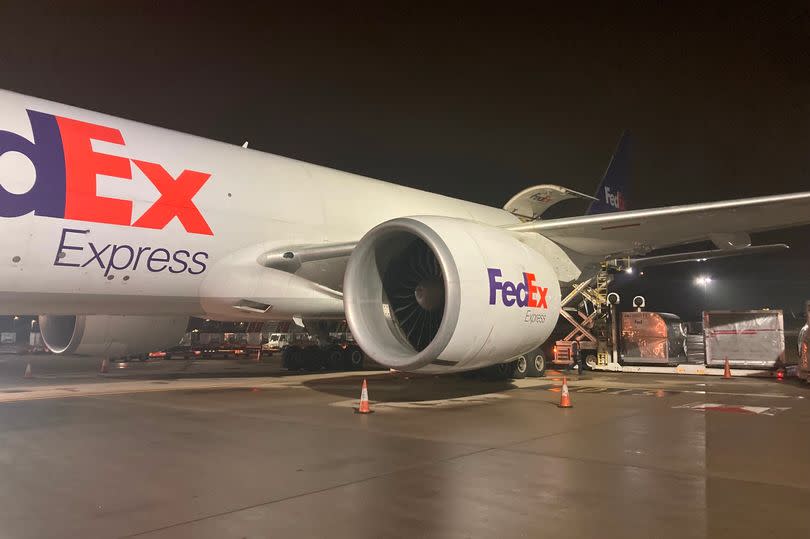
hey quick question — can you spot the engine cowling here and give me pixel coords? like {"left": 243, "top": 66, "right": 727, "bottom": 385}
{"left": 38, "top": 315, "right": 188, "bottom": 357}
{"left": 343, "top": 216, "right": 561, "bottom": 372}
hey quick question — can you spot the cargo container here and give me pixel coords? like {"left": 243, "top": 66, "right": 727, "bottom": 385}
{"left": 621, "top": 312, "right": 687, "bottom": 365}
{"left": 703, "top": 310, "right": 785, "bottom": 369}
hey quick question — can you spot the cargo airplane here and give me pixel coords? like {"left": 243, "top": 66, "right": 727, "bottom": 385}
{"left": 0, "top": 90, "right": 805, "bottom": 375}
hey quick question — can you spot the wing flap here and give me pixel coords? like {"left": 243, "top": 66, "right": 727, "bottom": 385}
{"left": 631, "top": 244, "right": 789, "bottom": 269}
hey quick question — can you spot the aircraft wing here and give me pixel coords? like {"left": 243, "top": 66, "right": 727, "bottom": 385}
{"left": 506, "top": 191, "right": 810, "bottom": 256}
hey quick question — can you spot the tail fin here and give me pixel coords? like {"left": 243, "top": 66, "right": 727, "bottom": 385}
{"left": 586, "top": 130, "right": 631, "bottom": 215}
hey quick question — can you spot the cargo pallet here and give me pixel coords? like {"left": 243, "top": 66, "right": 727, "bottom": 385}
{"left": 588, "top": 361, "right": 784, "bottom": 377}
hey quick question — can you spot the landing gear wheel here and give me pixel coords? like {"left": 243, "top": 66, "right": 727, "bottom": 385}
{"left": 483, "top": 362, "right": 513, "bottom": 381}
{"left": 326, "top": 346, "right": 344, "bottom": 371}
{"left": 302, "top": 345, "right": 324, "bottom": 371}
{"left": 344, "top": 345, "right": 365, "bottom": 370}
{"left": 510, "top": 356, "right": 528, "bottom": 379}
{"left": 525, "top": 351, "right": 546, "bottom": 377}
{"left": 282, "top": 346, "right": 303, "bottom": 371}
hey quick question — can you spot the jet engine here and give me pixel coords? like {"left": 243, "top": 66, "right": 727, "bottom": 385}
{"left": 38, "top": 315, "right": 188, "bottom": 357}
{"left": 343, "top": 216, "right": 560, "bottom": 373}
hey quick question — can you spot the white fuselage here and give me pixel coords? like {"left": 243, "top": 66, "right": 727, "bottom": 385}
{"left": 0, "top": 90, "right": 531, "bottom": 317}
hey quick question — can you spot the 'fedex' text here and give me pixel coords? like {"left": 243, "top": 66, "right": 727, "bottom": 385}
{"left": 487, "top": 268, "right": 549, "bottom": 309}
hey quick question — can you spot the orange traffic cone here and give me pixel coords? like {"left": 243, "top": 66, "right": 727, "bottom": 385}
{"left": 100, "top": 358, "right": 109, "bottom": 374}
{"left": 723, "top": 358, "right": 732, "bottom": 380}
{"left": 254, "top": 348, "right": 262, "bottom": 363}
{"left": 355, "top": 379, "right": 373, "bottom": 414}
{"left": 558, "top": 376, "right": 572, "bottom": 408}
{"left": 24, "top": 363, "right": 32, "bottom": 379}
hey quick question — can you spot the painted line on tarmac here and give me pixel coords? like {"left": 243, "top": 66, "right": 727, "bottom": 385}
{"left": 0, "top": 372, "right": 550, "bottom": 404}
{"left": 676, "top": 389, "right": 802, "bottom": 399}
{"left": 511, "top": 378, "right": 553, "bottom": 389}
{"left": 330, "top": 392, "right": 512, "bottom": 410}
{"left": 0, "top": 371, "right": 387, "bottom": 403}
{"left": 540, "top": 384, "right": 802, "bottom": 400}
{"left": 326, "top": 378, "right": 550, "bottom": 409}
{"left": 674, "top": 402, "right": 791, "bottom": 416}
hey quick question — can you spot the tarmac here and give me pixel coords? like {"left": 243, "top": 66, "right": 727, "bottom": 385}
{"left": 0, "top": 353, "right": 808, "bottom": 538}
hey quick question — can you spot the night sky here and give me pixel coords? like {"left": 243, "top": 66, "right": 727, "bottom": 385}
{"left": 1, "top": 4, "right": 808, "bottom": 323}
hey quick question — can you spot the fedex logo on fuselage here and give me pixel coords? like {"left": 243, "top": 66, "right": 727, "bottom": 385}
{"left": 0, "top": 110, "right": 213, "bottom": 235}
{"left": 487, "top": 268, "right": 549, "bottom": 309}
{"left": 604, "top": 186, "right": 626, "bottom": 210}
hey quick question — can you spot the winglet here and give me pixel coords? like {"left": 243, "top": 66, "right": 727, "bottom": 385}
{"left": 587, "top": 131, "right": 631, "bottom": 215}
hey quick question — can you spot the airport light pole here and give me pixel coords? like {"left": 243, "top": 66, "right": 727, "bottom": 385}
{"left": 694, "top": 275, "right": 711, "bottom": 318}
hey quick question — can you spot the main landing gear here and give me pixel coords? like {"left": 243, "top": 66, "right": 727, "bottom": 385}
{"left": 481, "top": 347, "right": 547, "bottom": 380}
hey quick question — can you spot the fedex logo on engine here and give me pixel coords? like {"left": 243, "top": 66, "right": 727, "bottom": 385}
{"left": 487, "top": 268, "right": 549, "bottom": 309}
{"left": 0, "top": 110, "right": 213, "bottom": 235}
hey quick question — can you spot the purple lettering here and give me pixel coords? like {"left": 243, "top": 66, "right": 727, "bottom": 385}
{"left": 132, "top": 246, "right": 151, "bottom": 270}
{"left": 189, "top": 251, "right": 208, "bottom": 275}
{"left": 488, "top": 267, "right": 548, "bottom": 310}
{"left": 515, "top": 280, "right": 528, "bottom": 307}
{"left": 487, "top": 268, "right": 503, "bottom": 305}
{"left": 501, "top": 280, "right": 516, "bottom": 306}
{"left": 53, "top": 228, "right": 87, "bottom": 267}
{"left": 105, "top": 244, "right": 135, "bottom": 276}
{"left": 49, "top": 227, "right": 209, "bottom": 276}
{"left": 0, "top": 111, "right": 66, "bottom": 218}
{"left": 169, "top": 250, "right": 190, "bottom": 274}
{"left": 82, "top": 242, "right": 110, "bottom": 269}
{"left": 147, "top": 248, "right": 171, "bottom": 272}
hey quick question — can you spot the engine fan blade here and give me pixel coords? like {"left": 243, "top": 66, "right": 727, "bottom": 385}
{"left": 382, "top": 239, "right": 445, "bottom": 351}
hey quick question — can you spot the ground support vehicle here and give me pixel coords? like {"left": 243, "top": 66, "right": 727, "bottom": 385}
{"left": 550, "top": 262, "right": 789, "bottom": 377}
{"left": 551, "top": 260, "right": 619, "bottom": 370}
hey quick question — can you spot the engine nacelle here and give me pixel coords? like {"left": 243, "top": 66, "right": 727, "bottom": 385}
{"left": 344, "top": 216, "right": 560, "bottom": 372}
{"left": 38, "top": 315, "right": 188, "bottom": 357}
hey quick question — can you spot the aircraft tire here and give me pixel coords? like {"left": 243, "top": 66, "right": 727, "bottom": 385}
{"left": 525, "top": 350, "right": 546, "bottom": 377}
{"left": 302, "top": 345, "right": 324, "bottom": 371}
{"left": 344, "top": 346, "right": 365, "bottom": 370}
{"left": 511, "top": 356, "right": 528, "bottom": 379}
{"left": 283, "top": 346, "right": 303, "bottom": 371}
{"left": 482, "top": 362, "right": 513, "bottom": 381}
{"left": 326, "top": 345, "right": 345, "bottom": 371}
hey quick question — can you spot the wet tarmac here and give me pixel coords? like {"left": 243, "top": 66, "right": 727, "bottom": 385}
{"left": 0, "top": 353, "right": 808, "bottom": 538}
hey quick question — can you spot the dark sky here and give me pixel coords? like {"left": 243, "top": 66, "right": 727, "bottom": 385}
{"left": 1, "top": 3, "right": 809, "bottom": 322}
